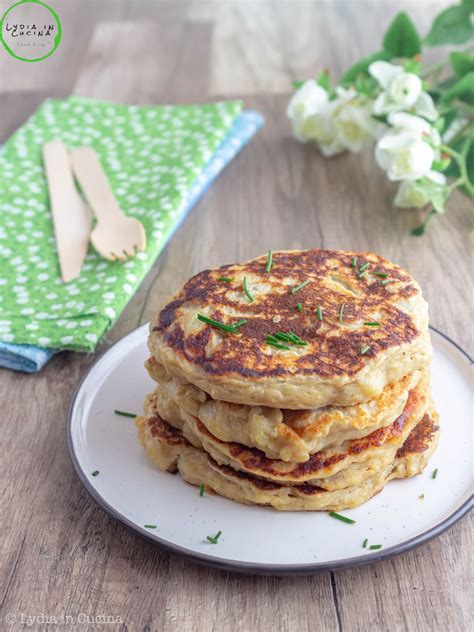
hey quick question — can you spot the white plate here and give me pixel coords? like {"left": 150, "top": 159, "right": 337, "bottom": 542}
{"left": 67, "top": 325, "right": 473, "bottom": 574}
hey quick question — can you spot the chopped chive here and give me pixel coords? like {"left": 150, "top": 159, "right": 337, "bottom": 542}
{"left": 360, "top": 345, "right": 371, "bottom": 355}
{"left": 363, "top": 538, "right": 368, "bottom": 548}
{"left": 328, "top": 511, "right": 356, "bottom": 525}
{"left": 358, "top": 269, "right": 368, "bottom": 279}
{"left": 233, "top": 319, "right": 247, "bottom": 328}
{"left": 363, "top": 321, "right": 380, "bottom": 327}
{"left": 273, "top": 332, "right": 292, "bottom": 342}
{"left": 197, "top": 314, "right": 238, "bottom": 333}
{"left": 199, "top": 483, "right": 205, "bottom": 497}
{"left": 290, "top": 279, "right": 310, "bottom": 294}
{"left": 296, "top": 302, "right": 303, "bottom": 312}
{"left": 380, "top": 279, "right": 391, "bottom": 286}
{"left": 266, "top": 338, "right": 290, "bottom": 351}
{"left": 339, "top": 303, "right": 345, "bottom": 323}
{"left": 114, "top": 410, "right": 137, "bottom": 418}
{"left": 432, "top": 468, "right": 438, "bottom": 479}
{"left": 419, "top": 494, "right": 425, "bottom": 500}
{"left": 369, "top": 544, "right": 383, "bottom": 550}
{"left": 371, "top": 272, "right": 388, "bottom": 278}
{"left": 207, "top": 530, "right": 222, "bottom": 544}
{"left": 352, "top": 256, "right": 357, "bottom": 268}
{"left": 286, "top": 331, "right": 308, "bottom": 345}
{"left": 144, "top": 524, "right": 157, "bottom": 529}
{"left": 359, "top": 262, "right": 370, "bottom": 272}
{"left": 91, "top": 470, "right": 100, "bottom": 477}
{"left": 317, "top": 305, "right": 323, "bottom": 321}
{"left": 243, "top": 276, "right": 254, "bottom": 303}
{"left": 265, "top": 249, "right": 273, "bottom": 273}
{"left": 217, "top": 276, "right": 233, "bottom": 282}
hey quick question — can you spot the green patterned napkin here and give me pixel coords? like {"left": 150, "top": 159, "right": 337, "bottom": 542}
{"left": 0, "top": 97, "right": 242, "bottom": 351}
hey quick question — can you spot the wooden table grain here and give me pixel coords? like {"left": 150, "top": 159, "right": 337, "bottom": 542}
{"left": 1, "top": 2, "right": 472, "bottom": 631}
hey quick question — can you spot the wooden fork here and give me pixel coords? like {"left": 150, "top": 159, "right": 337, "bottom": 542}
{"left": 70, "top": 147, "right": 146, "bottom": 261}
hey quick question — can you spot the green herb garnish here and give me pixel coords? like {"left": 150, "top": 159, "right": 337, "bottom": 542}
{"left": 360, "top": 345, "right": 371, "bottom": 355}
{"left": 233, "top": 319, "right": 248, "bottom": 328}
{"left": 144, "top": 524, "right": 157, "bottom": 529}
{"left": 369, "top": 544, "right": 382, "bottom": 550}
{"left": 419, "top": 494, "right": 425, "bottom": 500}
{"left": 243, "top": 276, "right": 254, "bottom": 303}
{"left": 296, "top": 302, "right": 303, "bottom": 312}
{"left": 290, "top": 279, "right": 310, "bottom": 294}
{"left": 329, "top": 511, "right": 356, "bottom": 525}
{"left": 352, "top": 256, "right": 357, "bottom": 268}
{"left": 380, "top": 279, "right": 391, "bottom": 286}
{"left": 363, "top": 538, "right": 368, "bottom": 548}
{"left": 266, "top": 337, "right": 290, "bottom": 350}
{"left": 207, "top": 530, "right": 222, "bottom": 544}
{"left": 339, "top": 303, "right": 345, "bottom": 323}
{"left": 265, "top": 249, "right": 273, "bottom": 273}
{"left": 199, "top": 484, "right": 205, "bottom": 497}
{"left": 91, "top": 470, "right": 100, "bottom": 477}
{"left": 197, "top": 314, "right": 239, "bottom": 333}
{"left": 317, "top": 305, "right": 323, "bottom": 321}
{"left": 114, "top": 410, "right": 137, "bottom": 418}
{"left": 359, "top": 262, "right": 369, "bottom": 272}
{"left": 371, "top": 272, "right": 388, "bottom": 278}
{"left": 363, "top": 321, "right": 380, "bottom": 327}
{"left": 358, "top": 269, "right": 368, "bottom": 279}
{"left": 432, "top": 468, "right": 438, "bottom": 479}
{"left": 217, "top": 276, "right": 233, "bottom": 282}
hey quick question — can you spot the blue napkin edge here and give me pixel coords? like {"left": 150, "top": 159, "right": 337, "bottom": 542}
{"left": 0, "top": 109, "right": 264, "bottom": 373}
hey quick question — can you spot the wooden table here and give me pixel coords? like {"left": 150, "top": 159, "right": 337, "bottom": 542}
{"left": 1, "top": 1, "right": 472, "bottom": 630}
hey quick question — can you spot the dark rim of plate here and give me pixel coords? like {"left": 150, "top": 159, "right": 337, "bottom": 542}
{"left": 66, "top": 324, "right": 473, "bottom": 576}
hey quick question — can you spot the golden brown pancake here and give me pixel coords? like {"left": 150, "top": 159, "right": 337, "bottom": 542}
{"left": 135, "top": 410, "right": 439, "bottom": 511}
{"left": 147, "top": 355, "right": 422, "bottom": 462}
{"left": 144, "top": 370, "right": 429, "bottom": 490}
{"left": 149, "top": 249, "right": 431, "bottom": 409}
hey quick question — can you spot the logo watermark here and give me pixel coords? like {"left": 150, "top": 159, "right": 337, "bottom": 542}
{"left": 4, "top": 612, "right": 124, "bottom": 627}
{"left": 0, "top": 0, "right": 61, "bottom": 62}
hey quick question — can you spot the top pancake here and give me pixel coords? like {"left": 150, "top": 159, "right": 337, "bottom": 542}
{"left": 149, "top": 249, "right": 431, "bottom": 409}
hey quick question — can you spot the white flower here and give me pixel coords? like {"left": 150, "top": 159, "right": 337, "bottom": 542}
{"left": 288, "top": 84, "right": 379, "bottom": 156}
{"left": 332, "top": 88, "right": 380, "bottom": 152}
{"left": 369, "top": 61, "right": 438, "bottom": 121}
{"left": 287, "top": 80, "right": 329, "bottom": 141}
{"left": 375, "top": 112, "right": 446, "bottom": 182}
{"left": 394, "top": 181, "right": 431, "bottom": 208}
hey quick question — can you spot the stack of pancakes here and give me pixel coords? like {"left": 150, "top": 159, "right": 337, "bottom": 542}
{"left": 136, "top": 249, "right": 438, "bottom": 511}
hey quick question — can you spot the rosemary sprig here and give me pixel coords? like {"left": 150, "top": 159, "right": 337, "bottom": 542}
{"left": 243, "top": 276, "right": 254, "bottom": 303}
{"left": 265, "top": 249, "right": 273, "bottom": 273}
{"left": 290, "top": 279, "right": 310, "bottom": 294}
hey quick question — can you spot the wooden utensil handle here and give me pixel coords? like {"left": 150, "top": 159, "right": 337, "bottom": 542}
{"left": 70, "top": 146, "right": 121, "bottom": 221}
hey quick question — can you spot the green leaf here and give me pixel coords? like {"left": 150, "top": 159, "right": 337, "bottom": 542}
{"left": 339, "top": 50, "right": 392, "bottom": 86}
{"left": 445, "top": 134, "right": 474, "bottom": 198}
{"left": 292, "top": 80, "right": 305, "bottom": 90}
{"left": 441, "top": 71, "right": 474, "bottom": 105}
{"left": 383, "top": 12, "right": 421, "bottom": 57}
{"left": 317, "top": 70, "right": 331, "bottom": 92}
{"left": 451, "top": 52, "right": 474, "bottom": 78}
{"left": 425, "top": 4, "right": 474, "bottom": 47}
